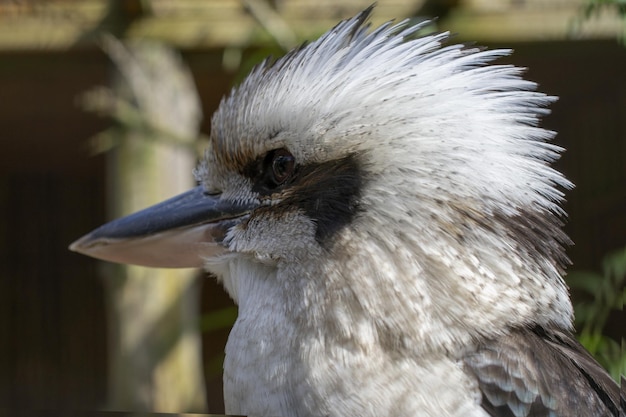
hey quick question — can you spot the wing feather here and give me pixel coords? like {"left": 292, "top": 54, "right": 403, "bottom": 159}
{"left": 463, "top": 325, "right": 620, "bottom": 417}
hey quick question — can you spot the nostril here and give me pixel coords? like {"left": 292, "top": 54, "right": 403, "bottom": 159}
{"left": 203, "top": 188, "right": 222, "bottom": 196}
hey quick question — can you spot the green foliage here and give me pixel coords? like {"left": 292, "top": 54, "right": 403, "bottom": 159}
{"left": 200, "top": 305, "right": 239, "bottom": 333}
{"left": 232, "top": 45, "right": 289, "bottom": 86}
{"left": 200, "top": 306, "right": 239, "bottom": 376}
{"left": 583, "top": 0, "right": 626, "bottom": 18}
{"left": 568, "top": 246, "right": 626, "bottom": 381}
{"left": 580, "top": 0, "right": 626, "bottom": 42}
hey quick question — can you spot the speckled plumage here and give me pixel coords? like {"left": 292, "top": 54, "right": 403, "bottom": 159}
{"left": 72, "top": 7, "right": 622, "bottom": 417}
{"left": 194, "top": 9, "right": 621, "bottom": 417}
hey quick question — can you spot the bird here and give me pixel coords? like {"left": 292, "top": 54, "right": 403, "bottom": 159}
{"left": 70, "top": 7, "right": 623, "bottom": 417}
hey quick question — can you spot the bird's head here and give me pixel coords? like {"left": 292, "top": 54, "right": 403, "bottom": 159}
{"left": 71, "top": 9, "right": 574, "bottom": 351}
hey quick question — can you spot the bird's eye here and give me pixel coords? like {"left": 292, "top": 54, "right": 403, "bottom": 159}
{"left": 268, "top": 148, "right": 295, "bottom": 186}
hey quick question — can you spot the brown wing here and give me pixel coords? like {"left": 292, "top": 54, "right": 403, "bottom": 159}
{"left": 619, "top": 375, "right": 626, "bottom": 417}
{"left": 463, "top": 325, "right": 621, "bottom": 417}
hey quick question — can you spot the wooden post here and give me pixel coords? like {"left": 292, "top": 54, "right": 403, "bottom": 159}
{"left": 86, "top": 39, "right": 208, "bottom": 412}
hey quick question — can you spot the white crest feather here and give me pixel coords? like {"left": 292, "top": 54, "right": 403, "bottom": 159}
{"left": 213, "top": 12, "right": 571, "bottom": 214}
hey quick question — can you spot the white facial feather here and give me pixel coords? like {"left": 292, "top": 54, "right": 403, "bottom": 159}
{"left": 199, "top": 10, "right": 574, "bottom": 417}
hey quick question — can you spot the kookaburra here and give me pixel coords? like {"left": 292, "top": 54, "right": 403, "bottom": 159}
{"left": 71, "top": 8, "right": 622, "bottom": 417}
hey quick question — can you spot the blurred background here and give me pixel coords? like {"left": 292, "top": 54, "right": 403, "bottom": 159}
{"left": 0, "top": 0, "right": 624, "bottom": 414}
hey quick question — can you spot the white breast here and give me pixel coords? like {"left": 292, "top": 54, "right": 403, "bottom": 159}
{"left": 218, "top": 258, "right": 488, "bottom": 417}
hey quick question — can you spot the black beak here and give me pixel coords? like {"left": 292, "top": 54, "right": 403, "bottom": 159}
{"left": 69, "top": 186, "right": 255, "bottom": 268}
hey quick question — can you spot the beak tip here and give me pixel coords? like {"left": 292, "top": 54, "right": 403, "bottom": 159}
{"left": 68, "top": 239, "right": 80, "bottom": 253}
{"left": 68, "top": 234, "right": 92, "bottom": 254}
{"left": 66, "top": 186, "right": 250, "bottom": 268}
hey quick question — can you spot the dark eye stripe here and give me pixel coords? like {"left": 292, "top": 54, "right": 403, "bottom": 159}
{"left": 243, "top": 150, "right": 364, "bottom": 244}
{"left": 282, "top": 154, "right": 364, "bottom": 244}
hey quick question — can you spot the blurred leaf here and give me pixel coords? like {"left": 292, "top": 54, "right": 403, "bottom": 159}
{"left": 205, "top": 352, "right": 227, "bottom": 377}
{"left": 567, "top": 271, "right": 604, "bottom": 296}
{"left": 584, "top": 0, "right": 626, "bottom": 17}
{"left": 200, "top": 306, "right": 238, "bottom": 377}
{"left": 232, "top": 45, "right": 286, "bottom": 86}
{"left": 602, "top": 246, "right": 626, "bottom": 282}
{"left": 200, "top": 306, "right": 238, "bottom": 333}
{"left": 581, "top": 331, "right": 626, "bottom": 381}
{"left": 569, "top": 245, "right": 626, "bottom": 381}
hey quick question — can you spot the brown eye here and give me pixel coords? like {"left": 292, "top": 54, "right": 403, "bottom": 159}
{"left": 270, "top": 148, "right": 295, "bottom": 185}
{"left": 251, "top": 148, "right": 297, "bottom": 193}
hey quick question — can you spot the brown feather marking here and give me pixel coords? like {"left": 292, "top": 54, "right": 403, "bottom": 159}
{"left": 464, "top": 325, "right": 620, "bottom": 417}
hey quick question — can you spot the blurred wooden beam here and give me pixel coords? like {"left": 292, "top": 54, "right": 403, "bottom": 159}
{"left": 443, "top": 1, "right": 624, "bottom": 42}
{"left": 0, "top": 0, "right": 622, "bottom": 52}
{"left": 0, "top": 0, "right": 419, "bottom": 51}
